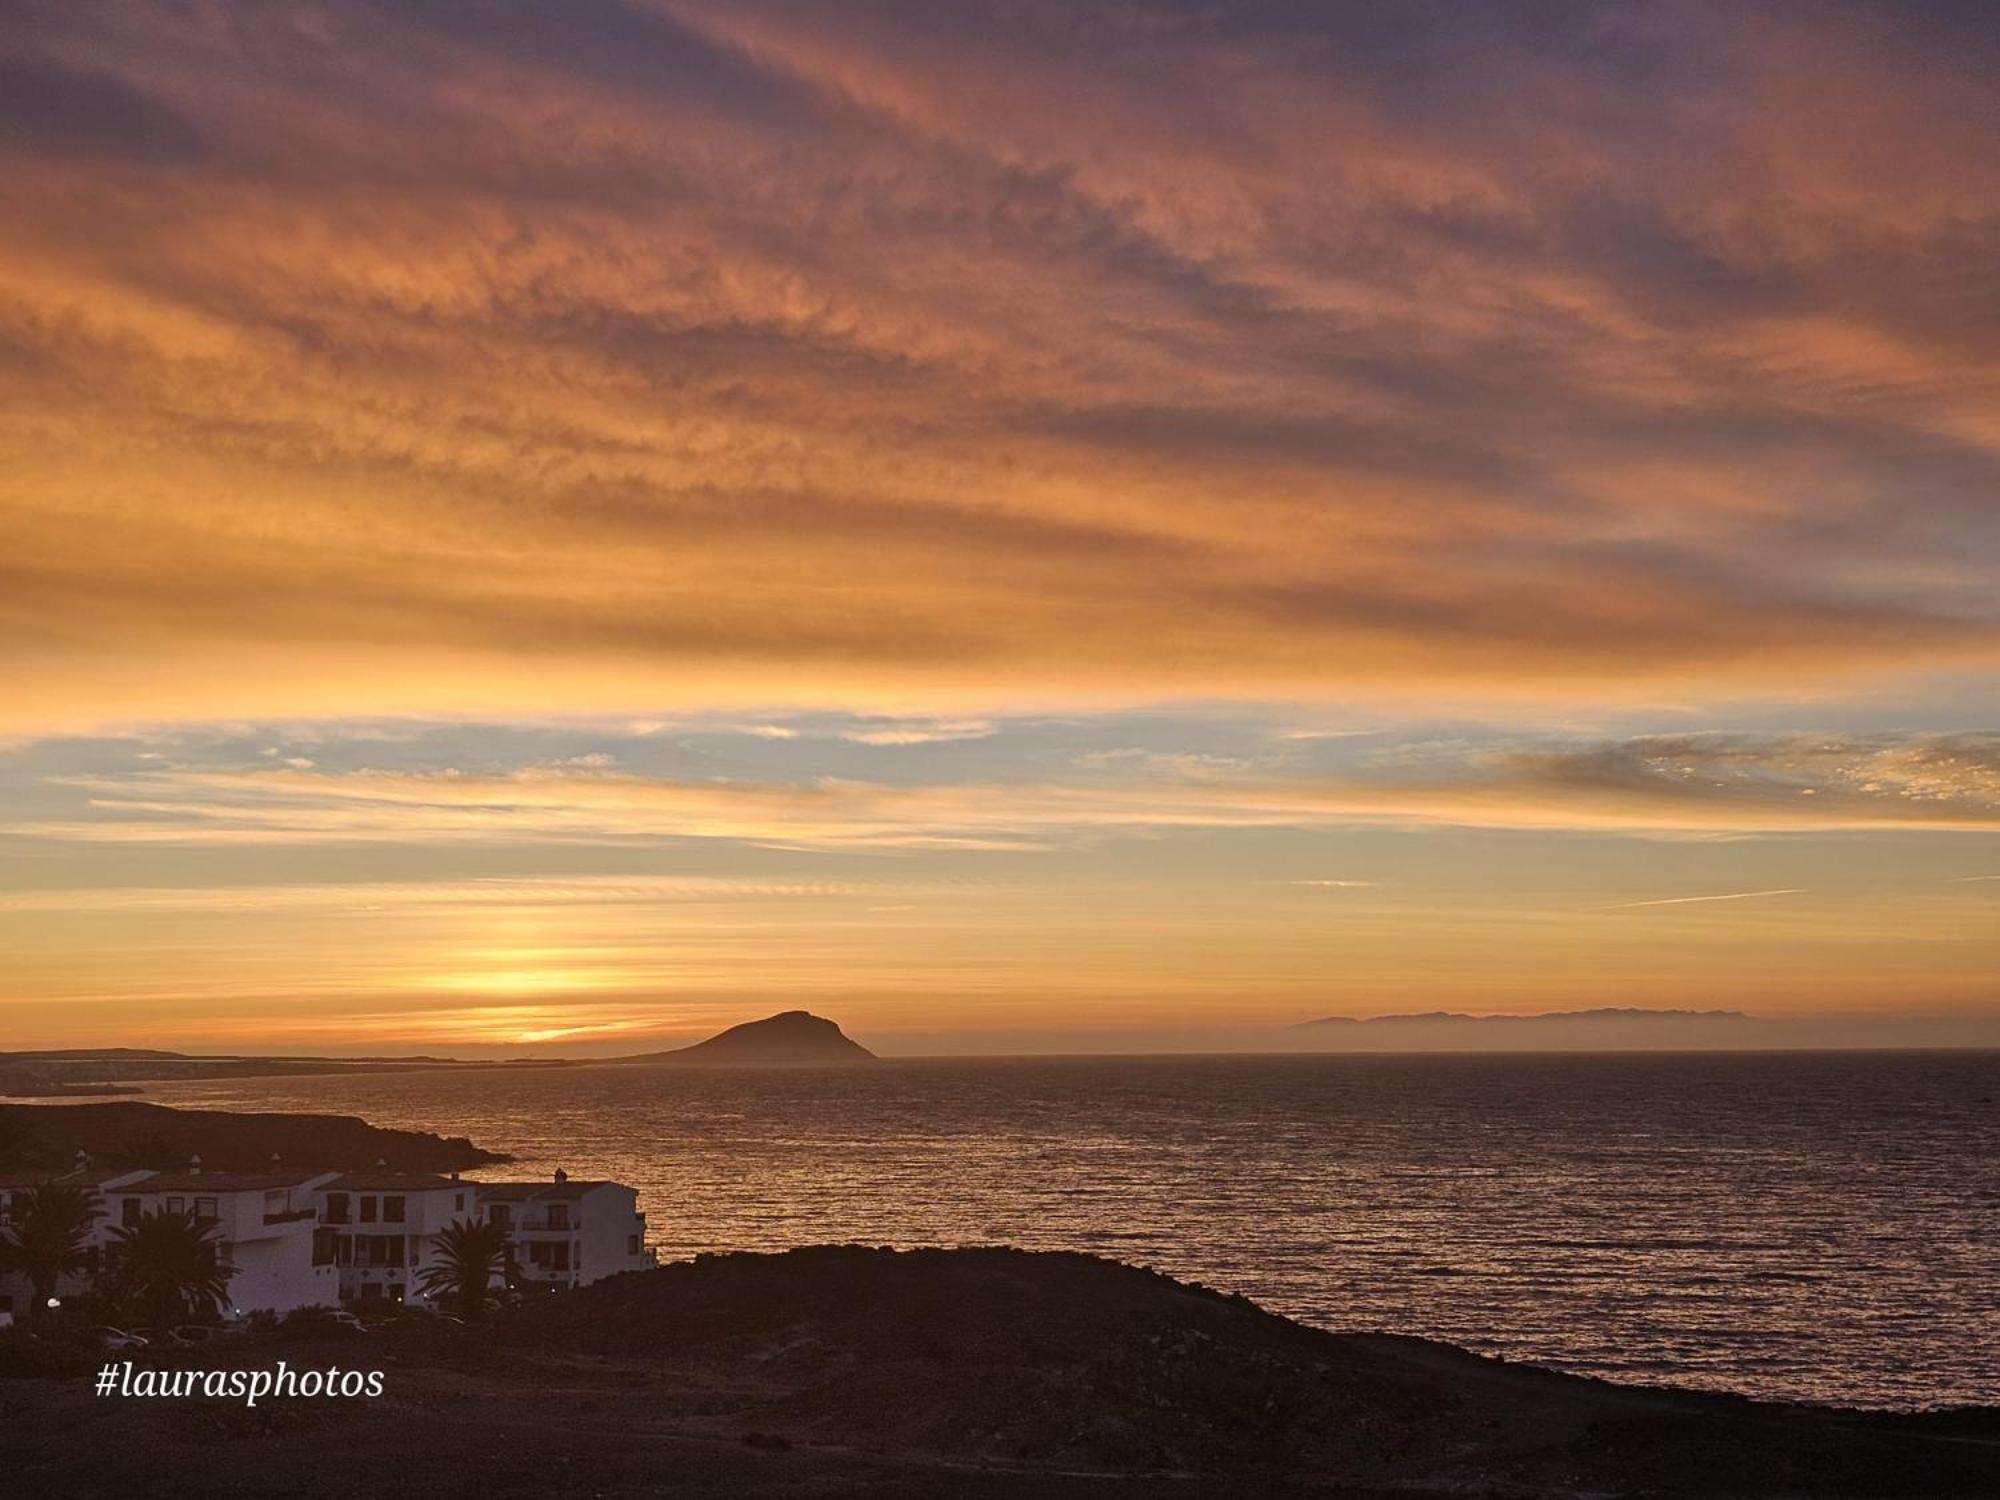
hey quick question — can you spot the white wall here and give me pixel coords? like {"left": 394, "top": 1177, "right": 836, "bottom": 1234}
{"left": 224, "top": 1227, "right": 337, "bottom": 1317}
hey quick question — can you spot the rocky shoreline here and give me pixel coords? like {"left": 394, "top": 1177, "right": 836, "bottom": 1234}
{"left": 0, "top": 1100, "right": 510, "bottom": 1173}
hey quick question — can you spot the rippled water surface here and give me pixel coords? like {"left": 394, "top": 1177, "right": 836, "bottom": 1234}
{"left": 140, "top": 1051, "right": 1999, "bottom": 1408}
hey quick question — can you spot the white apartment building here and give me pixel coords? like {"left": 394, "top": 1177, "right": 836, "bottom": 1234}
{"left": 477, "top": 1170, "right": 654, "bottom": 1292}
{"left": 3, "top": 1156, "right": 655, "bottom": 1321}
{"left": 104, "top": 1164, "right": 341, "bottom": 1317}
{"left": 312, "top": 1169, "right": 478, "bottom": 1307}
{"left": 0, "top": 1164, "right": 151, "bottom": 1323}
{"left": 1, "top": 1158, "right": 339, "bottom": 1320}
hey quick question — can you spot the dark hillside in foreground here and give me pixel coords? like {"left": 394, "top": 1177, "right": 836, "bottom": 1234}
{"left": 6, "top": 1245, "right": 1995, "bottom": 1496}
{"left": 503, "top": 1246, "right": 1995, "bottom": 1495}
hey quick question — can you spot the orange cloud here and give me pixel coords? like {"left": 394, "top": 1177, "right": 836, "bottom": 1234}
{"left": 0, "top": 3, "right": 1995, "bottom": 731}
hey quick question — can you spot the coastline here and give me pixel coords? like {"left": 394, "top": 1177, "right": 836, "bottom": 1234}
{"left": 0, "top": 1099, "right": 511, "bottom": 1173}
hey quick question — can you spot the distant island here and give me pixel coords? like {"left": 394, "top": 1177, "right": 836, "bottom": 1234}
{"left": 0, "top": 1011, "right": 874, "bottom": 1095}
{"left": 608, "top": 1010, "right": 877, "bottom": 1067}
{"left": 12, "top": 1007, "right": 1989, "bottom": 1094}
{"left": 1286, "top": 1006, "right": 1769, "bottom": 1051}
{"left": 1295, "top": 1007, "right": 1752, "bottom": 1027}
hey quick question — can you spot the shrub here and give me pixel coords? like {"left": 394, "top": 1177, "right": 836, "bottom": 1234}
{"left": 0, "top": 1326, "right": 98, "bottom": 1380}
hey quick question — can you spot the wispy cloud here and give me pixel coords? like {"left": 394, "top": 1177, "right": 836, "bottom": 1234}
{"left": 11, "top": 730, "right": 1997, "bottom": 854}
{"left": 836, "top": 719, "right": 996, "bottom": 746}
{"left": 0, "top": 875, "right": 877, "bottom": 916}
{"left": 1598, "top": 888, "right": 1806, "bottom": 911}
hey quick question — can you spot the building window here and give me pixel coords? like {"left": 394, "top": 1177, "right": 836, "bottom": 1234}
{"left": 533, "top": 1242, "right": 572, "bottom": 1272}
{"left": 627, "top": 1235, "right": 639, "bottom": 1255}
{"left": 194, "top": 1197, "right": 217, "bottom": 1221}
{"left": 529, "top": 1241, "right": 573, "bottom": 1271}
{"left": 358, "top": 1235, "right": 405, "bottom": 1268}
{"left": 547, "top": 1204, "right": 571, "bottom": 1230}
{"left": 489, "top": 1203, "right": 511, "bottom": 1227}
{"left": 382, "top": 1195, "right": 405, "bottom": 1223}
{"left": 121, "top": 1198, "right": 141, "bottom": 1227}
{"left": 454, "top": 1193, "right": 465, "bottom": 1212}
{"left": 324, "top": 1193, "right": 349, "bottom": 1224}
{"left": 166, "top": 1196, "right": 185, "bottom": 1214}
{"left": 360, "top": 1196, "right": 377, "bottom": 1224}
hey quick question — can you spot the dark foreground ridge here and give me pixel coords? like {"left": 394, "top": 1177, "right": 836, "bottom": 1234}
{"left": 0, "top": 1100, "right": 509, "bottom": 1173}
{"left": 609, "top": 1009, "right": 877, "bottom": 1066}
{"left": 7, "top": 1246, "right": 1994, "bottom": 1497}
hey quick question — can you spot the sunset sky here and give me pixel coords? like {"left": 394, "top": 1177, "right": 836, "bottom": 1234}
{"left": 2, "top": 2, "right": 1996, "bottom": 1053}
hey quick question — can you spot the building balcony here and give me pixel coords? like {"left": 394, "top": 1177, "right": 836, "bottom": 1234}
{"left": 504, "top": 1219, "right": 577, "bottom": 1236}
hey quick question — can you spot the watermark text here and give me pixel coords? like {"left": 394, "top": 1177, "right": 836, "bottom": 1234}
{"left": 95, "top": 1360, "right": 384, "bottom": 1407}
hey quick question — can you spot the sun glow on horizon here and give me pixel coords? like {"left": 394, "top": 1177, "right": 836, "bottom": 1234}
{"left": 0, "top": 4, "right": 1996, "bottom": 1050}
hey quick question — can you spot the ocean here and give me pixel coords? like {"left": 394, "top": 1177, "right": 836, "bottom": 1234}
{"left": 136, "top": 1050, "right": 1999, "bottom": 1410}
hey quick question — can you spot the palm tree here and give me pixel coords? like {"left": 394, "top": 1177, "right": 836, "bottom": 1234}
{"left": 0, "top": 1109, "right": 36, "bottom": 1166}
{"left": 415, "top": 1217, "right": 514, "bottom": 1321}
{"left": 0, "top": 1182, "right": 100, "bottom": 1323}
{"left": 104, "top": 1208, "right": 234, "bottom": 1330}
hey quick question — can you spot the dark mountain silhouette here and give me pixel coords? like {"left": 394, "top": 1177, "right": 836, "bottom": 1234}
{"left": 610, "top": 1010, "right": 876, "bottom": 1067}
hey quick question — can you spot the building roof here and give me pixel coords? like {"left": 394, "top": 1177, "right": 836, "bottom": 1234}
{"left": 318, "top": 1172, "right": 467, "bottom": 1194}
{"left": 475, "top": 1180, "right": 618, "bottom": 1202}
{"left": 0, "top": 1168, "right": 147, "bottom": 1190}
{"left": 122, "top": 1172, "right": 318, "bottom": 1193}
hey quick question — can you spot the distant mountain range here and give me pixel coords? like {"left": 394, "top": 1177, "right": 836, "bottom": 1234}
{"left": 11, "top": 1006, "right": 1992, "bottom": 1090}
{"left": 0, "top": 1049, "right": 571, "bottom": 1097}
{"left": 1294, "top": 1008, "right": 1752, "bottom": 1028}
{"left": 608, "top": 1010, "right": 877, "bottom": 1067}
{"left": 1283, "top": 1006, "right": 1766, "bottom": 1052}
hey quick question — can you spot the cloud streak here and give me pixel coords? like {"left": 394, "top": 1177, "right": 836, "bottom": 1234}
{"left": 11, "top": 731, "right": 1996, "bottom": 852}
{"left": 1598, "top": 888, "right": 1805, "bottom": 911}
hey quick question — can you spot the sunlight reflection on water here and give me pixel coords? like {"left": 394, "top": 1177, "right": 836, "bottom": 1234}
{"left": 141, "top": 1051, "right": 2000, "bottom": 1408}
